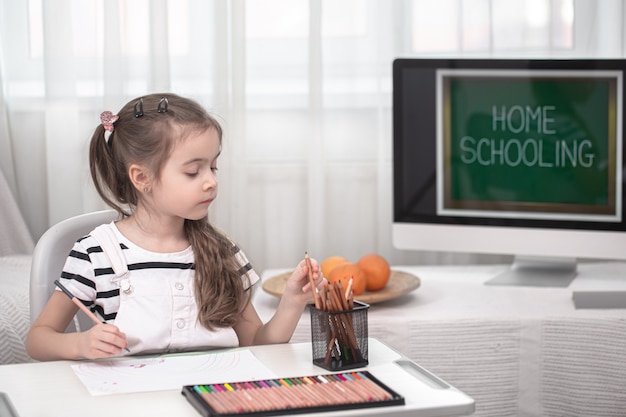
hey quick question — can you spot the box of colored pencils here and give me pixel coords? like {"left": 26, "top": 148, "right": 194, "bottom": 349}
{"left": 310, "top": 295, "right": 369, "bottom": 371}
{"left": 181, "top": 370, "right": 405, "bottom": 417}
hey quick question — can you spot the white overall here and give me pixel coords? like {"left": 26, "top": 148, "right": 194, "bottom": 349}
{"left": 91, "top": 225, "right": 239, "bottom": 355}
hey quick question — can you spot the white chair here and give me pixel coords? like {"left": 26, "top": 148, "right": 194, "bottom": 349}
{"left": 29, "top": 209, "right": 118, "bottom": 332}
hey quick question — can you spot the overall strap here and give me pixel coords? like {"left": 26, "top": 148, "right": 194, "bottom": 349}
{"left": 90, "top": 224, "right": 129, "bottom": 277}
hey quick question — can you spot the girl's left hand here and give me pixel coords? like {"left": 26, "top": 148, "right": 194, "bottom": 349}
{"left": 283, "top": 257, "right": 327, "bottom": 305}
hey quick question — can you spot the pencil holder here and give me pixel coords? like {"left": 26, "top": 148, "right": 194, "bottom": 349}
{"left": 310, "top": 301, "right": 369, "bottom": 371}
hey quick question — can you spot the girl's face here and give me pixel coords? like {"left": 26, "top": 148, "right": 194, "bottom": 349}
{"left": 152, "top": 127, "right": 221, "bottom": 221}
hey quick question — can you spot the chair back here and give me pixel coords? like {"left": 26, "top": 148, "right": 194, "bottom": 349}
{"left": 29, "top": 210, "right": 118, "bottom": 332}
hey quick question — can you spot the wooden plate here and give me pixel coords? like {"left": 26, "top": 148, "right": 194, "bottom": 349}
{"left": 262, "top": 270, "right": 420, "bottom": 304}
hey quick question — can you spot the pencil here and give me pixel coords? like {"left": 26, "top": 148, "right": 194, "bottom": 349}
{"left": 304, "top": 252, "right": 321, "bottom": 309}
{"left": 54, "top": 279, "right": 131, "bottom": 353}
{"left": 54, "top": 279, "right": 103, "bottom": 325}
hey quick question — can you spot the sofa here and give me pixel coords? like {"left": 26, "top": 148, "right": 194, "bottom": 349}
{"left": 0, "top": 169, "right": 35, "bottom": 364}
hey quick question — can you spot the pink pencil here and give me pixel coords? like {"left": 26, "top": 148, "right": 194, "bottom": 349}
{"left": 55, "top": 279, "right": 103, "bottom": 325}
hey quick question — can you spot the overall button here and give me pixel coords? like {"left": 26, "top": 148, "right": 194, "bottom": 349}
{"left": 176, "top": 319, "right": 185, "bottom": 329}
{"left": 175, "top": 282, "right": 184, "bottom": 291}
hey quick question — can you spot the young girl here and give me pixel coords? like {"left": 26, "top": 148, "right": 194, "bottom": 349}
{"left": 26, "top": 93, "right": 324, "bottom": 361}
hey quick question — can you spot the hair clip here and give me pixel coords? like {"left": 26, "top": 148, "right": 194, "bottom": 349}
{"left": 157, "top": 97, "right": 169, "bottom": 113}
{"left": 100, "top": 111, "right": 119, "bottom": 143}
{"left": 134, "top": 98, "right": 144, "bottom": 118}
{"left": 100, "top": 111, "right": 119, "bottom": 132}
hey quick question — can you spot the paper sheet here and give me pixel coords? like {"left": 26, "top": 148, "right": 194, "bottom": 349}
{"left": 71, "top": 349, "right": 278, "bottom": 396}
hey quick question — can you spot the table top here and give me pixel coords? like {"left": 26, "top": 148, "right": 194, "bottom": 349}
{"left": 256, "top": 262, "right": 626, "bottom": 323}
{"left": 0, "top": 338, "right": 474, "bottom": 417}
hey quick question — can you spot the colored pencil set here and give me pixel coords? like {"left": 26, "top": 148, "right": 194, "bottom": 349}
{"left": 182, "top": 370, "right": 404, "bottom": 416}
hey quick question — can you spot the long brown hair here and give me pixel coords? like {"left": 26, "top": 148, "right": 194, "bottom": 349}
{"left": 89, "top": 93, "right": 250, "bottom": 329}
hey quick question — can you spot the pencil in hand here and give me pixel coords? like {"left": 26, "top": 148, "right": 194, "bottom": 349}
{"left": 304, "top": 252, "right": 321, "bottom": 309}
{"left": 55, "top": 279, "right": 103, "bottom": 325}
{"left": 54, "top": 279, "right": 130, "bottom": 353}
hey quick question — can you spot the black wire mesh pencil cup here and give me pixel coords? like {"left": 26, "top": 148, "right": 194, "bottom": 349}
{"left": 310, "top": 301, "right": 369, "bottom": 371}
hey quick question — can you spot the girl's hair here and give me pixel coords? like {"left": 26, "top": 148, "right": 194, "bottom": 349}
{"left": 89, "top": 93, "right": 250, "bottom": 330}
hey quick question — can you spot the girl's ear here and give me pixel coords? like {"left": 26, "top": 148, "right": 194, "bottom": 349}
{"left": 128, "top": 164, "right": 152, "bottom": 193}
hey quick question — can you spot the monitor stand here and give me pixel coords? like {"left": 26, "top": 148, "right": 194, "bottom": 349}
{"left": 484, "top": 256, "right": 577, "bottom": 287}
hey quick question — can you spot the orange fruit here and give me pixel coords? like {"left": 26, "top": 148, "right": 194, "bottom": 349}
{"left": 320, "top": 255, "right": 350, "bottom": 278}
{"left": 357, "top": 254, "right": 391, "bottom": 291}
{"left": 327, "top": 262, "right": 367, "bottom": 296}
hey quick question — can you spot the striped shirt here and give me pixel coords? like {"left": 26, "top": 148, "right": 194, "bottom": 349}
{"left": 57, "top": 222, "right": 260, "bottom": 323}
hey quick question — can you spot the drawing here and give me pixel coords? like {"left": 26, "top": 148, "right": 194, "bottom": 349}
{"left": 71, "top": 350, "right": 278, "bottom": 396}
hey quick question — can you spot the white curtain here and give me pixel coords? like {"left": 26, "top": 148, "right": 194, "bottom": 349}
{"left": 1, "top": 0, "right": 624, "bottom": 272}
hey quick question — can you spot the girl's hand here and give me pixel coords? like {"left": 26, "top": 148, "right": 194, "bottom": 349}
{"left": 78, "top": 323, "right": 129, "bottom": 359}
{"left": 283, "top": 257, "right": 327, "bottom": 305}
{"left": 247, "top": 256, "right": 327, "bottom": 345}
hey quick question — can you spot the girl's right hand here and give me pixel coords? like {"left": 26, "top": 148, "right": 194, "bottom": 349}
{"left": 79, "top": 323, "right": 128, "bottom": 359}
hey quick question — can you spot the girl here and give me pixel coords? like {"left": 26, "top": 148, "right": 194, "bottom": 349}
{"left": 26, "top": 93, "right": 324, "bottom": 361}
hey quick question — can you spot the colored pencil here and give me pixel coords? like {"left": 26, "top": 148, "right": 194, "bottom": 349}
{"left": 54, "top": 280, "right": 103, "bottom": 325}
{"left": 305, "top": 252, "right": 321, "bottom": 308}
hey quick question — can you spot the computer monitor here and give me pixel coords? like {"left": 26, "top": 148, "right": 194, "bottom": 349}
{"left": 392, "top": 58, "right": 626, "bottom": 287}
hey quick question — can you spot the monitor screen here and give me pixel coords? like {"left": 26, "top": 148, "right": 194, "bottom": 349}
{"left": 392, "top": 58, "right": 626, "bottom": 286}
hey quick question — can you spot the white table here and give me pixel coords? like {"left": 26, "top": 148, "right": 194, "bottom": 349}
{"left": 255, "top": 263, "right": 626, "bottom": 417}
{"left": 0, "top": 338, "right": 474, "bottom": 417}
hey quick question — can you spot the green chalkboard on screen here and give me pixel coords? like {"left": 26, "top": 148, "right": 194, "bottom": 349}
{"left": 439, "top": 69, "right": 619, "bottom": 219}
